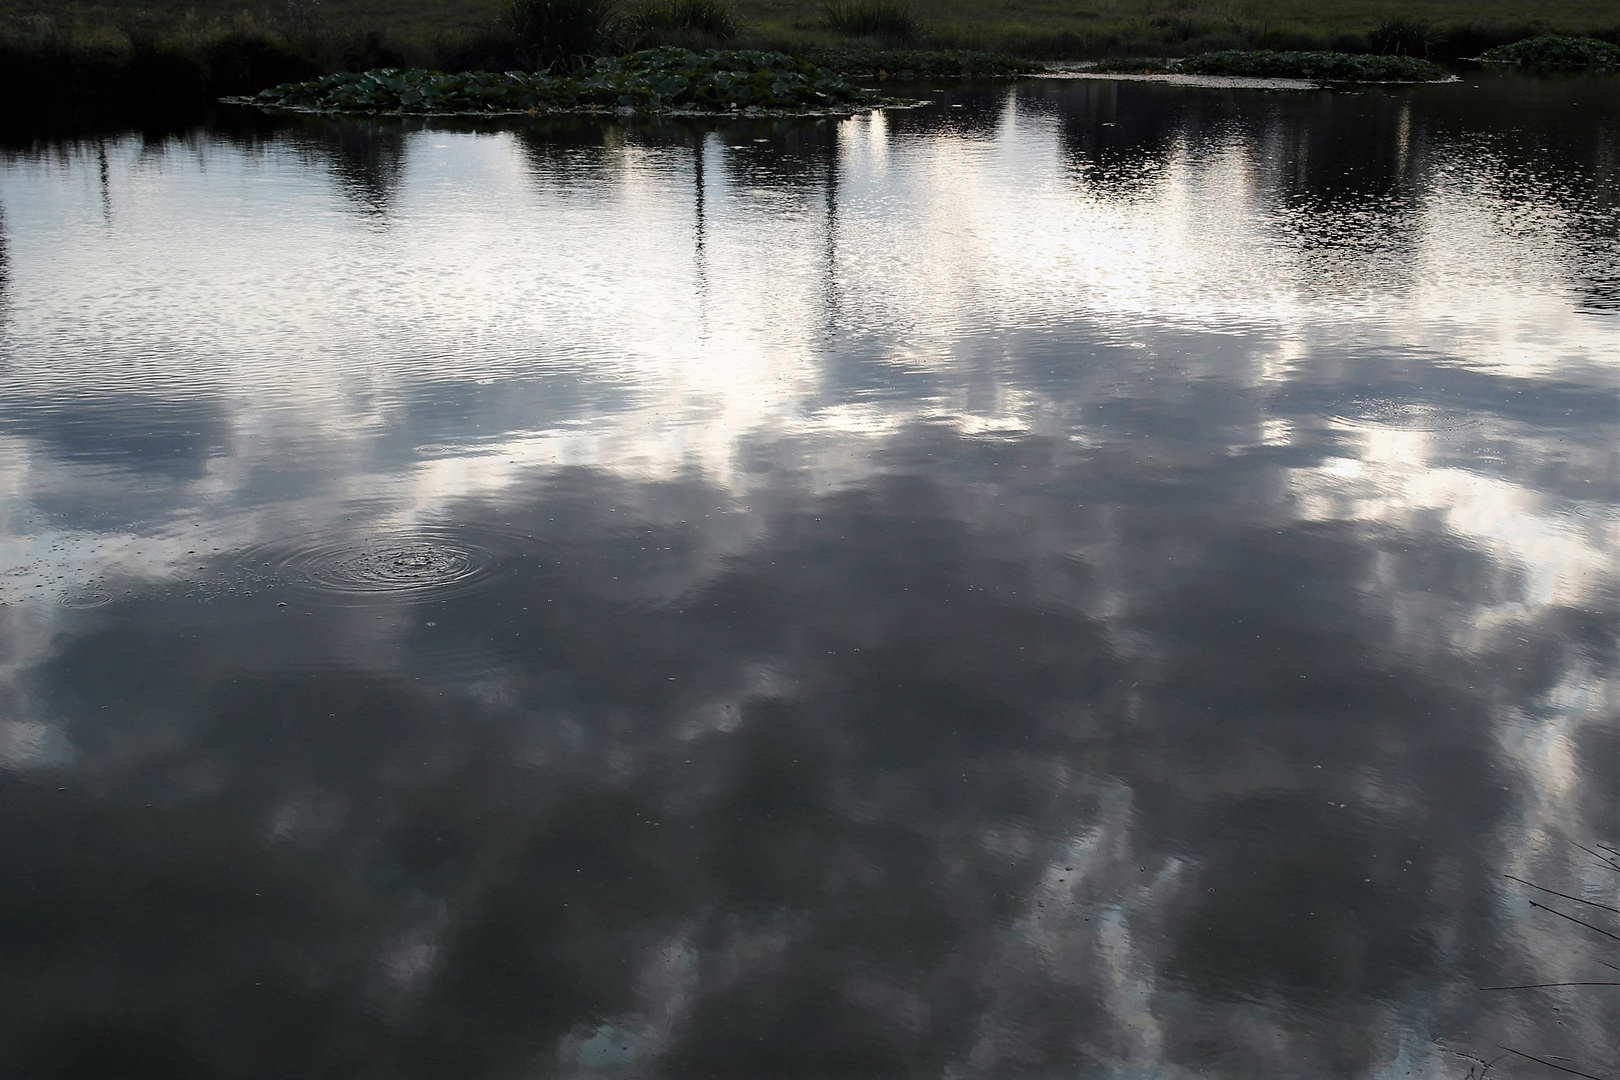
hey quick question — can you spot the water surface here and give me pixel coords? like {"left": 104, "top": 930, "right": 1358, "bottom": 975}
{"left": 1, "top": 72, "right": 1616, "bottom": 1079}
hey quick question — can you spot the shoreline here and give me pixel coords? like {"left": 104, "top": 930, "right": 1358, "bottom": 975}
{"left": 1034, "top": 70, "right": 1465, "bottom": 89}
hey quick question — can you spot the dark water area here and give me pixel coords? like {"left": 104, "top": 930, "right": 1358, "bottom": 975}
{"left": 1, "top": 72, "right": 1616, "bottom": 1079}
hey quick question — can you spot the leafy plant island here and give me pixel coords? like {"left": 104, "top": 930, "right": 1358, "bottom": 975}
{"left": 1477, "top": 36, "right": 1620, "bottom": 70}
{"left": 234, "top": 42, "right": 1484, "bottom": 119}
{"left": 234, "top": 47, "right": 1038, "bottom": 116}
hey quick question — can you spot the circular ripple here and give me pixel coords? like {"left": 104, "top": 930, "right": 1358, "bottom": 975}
{"left": 239, "top": 525, "right": 526, "bottom": 604}
{"left": 1330, "top": 396, "right": 1479, "bottom": 433}
{"left": 60, "top": 590, "right": 113, "bottom": 609}
{"left": 304, "top": 541, "right": 482, "bottom": 595}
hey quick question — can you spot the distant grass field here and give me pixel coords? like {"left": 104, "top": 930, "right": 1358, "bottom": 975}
{"left": 5, "top": 0, "right": 1616, "bottom": 57}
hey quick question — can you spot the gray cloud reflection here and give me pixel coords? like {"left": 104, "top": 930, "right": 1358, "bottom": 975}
{"left": 0, "top": 71, "right": 1615, "bottom": 1080}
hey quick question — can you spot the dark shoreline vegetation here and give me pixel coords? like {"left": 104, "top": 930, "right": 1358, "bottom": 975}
{"left": 240, "top": 48, "right": 906, "bottom": 115}
{"left": 1479, "top": 35, "right": 1620, "bottom": 70}
{"left": 238, "top": 47, "right": 1041, "bottom": 116}
{"left": 2, "top": 0, "right": 1617, "bottom": 133}
{"left": 245, "top": 44, "right": 1452, "bottom": 119}
{"left": 1090, "top": 49, "right": 1450, "bottom": 82}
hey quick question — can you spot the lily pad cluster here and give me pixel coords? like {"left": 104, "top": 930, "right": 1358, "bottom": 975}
{"left": 249, "top": 69, "right": 568, "bottom": 112}
{"left": 1479, "top": 36, "right": 1620, "bottom": 70}
{"left": 1093, "top": 50, "right": 1449, "bottom": 83}
{"left": 244, "top": 47, "right": 890, "bottom": 115}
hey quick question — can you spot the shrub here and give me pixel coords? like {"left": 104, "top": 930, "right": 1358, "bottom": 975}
{"left": 622, "top": 0, "right": 740, "bottom": 43}
{"left": 1479, "top": 35, "right": 1620, "bottom": 69}
{"left": 823, "top": 1, "right": 923, "bottom": 44}
{"left": 432, "top": 28, "right": 524, "bottom": 73}
{"left": 339, "top": 29, "right": 414, "bottom": 72}
{"left": 1253, "top": 27, "right": 1333, "bottom": 52}
{"left": 1369, "top": 18, "right": 1440, "bottom": 57}
{"left": 502, "top": 0, "right": 620, "bottom": 70}
{"left": 204, "top": 31, "right": 322, "bottom": 95}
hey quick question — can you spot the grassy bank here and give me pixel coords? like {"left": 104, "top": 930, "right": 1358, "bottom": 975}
{"left": 7, "top": 0, "right": 1619, "bottom": 62}
{"left": 3, "top": 0, "right": 1616, "bottom": 133}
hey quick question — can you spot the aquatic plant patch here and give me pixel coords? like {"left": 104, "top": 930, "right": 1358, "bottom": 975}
{"left": 240, "top": 47, "right": 893, "bottom": 114}
{"left": 1479, "top": 36, "right": 1620, "bottom": 70}
{"left": 1091, "top": 50, "right": 1449, "bottom": 82}
{"left": 1180, "top": 50, "right": 1448, "bottom": 81}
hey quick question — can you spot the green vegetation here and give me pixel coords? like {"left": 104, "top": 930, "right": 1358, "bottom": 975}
{"left": 503, "top": 0, "right": 620, "bottom": 69}
{"left": 244, "top": 46, "right": 892, "bottom": 114}
{"left": 622, "top": 0, "right": 742, "bottom": 43}
{"left": 801, "top": 46, "right": 1039, "bottom": 78}
{"left": 1, "top": 0, "right": 1615, "bottom": 132}
{"left": 822, "top": 1, "right": 923, "bottom": 43}
{"left": 1092, "top": 48, "right": 1448, "bottom": 80}
{"left": 4, "top": 0, "right": 1617, "bottom": 65}
{"left": 1366, "top": 17, "right": 1440, "bottom": 56}
{"left": 1479, "top": 35, "right": 1620, "bottom": 69}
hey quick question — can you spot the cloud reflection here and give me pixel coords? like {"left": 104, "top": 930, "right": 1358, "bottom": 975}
{"left": 0, "top": 71, "right": 1616, "bottom": 1079}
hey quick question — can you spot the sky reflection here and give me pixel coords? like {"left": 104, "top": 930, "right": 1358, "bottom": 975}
{"left": 0, "top": 72, "right": 1616, "bottom": 1079}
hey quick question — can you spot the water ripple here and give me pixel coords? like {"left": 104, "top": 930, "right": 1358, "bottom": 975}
{"left": 1330, "top": 396, "right": 1480, "bottom": 433}
{"left": 239, "top": 524, "right": 533, "bottom": 604}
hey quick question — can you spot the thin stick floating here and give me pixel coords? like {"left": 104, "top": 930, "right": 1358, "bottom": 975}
{"left": 1477, "top": 982, "right": 1620, "bottom": 990}
{"left": 1505, "top": 874, "right": 1620, "bottom": 914}
{"left": 1496, "top": 1045, "right": 1614, "bottom": 1080}
{"left": 1529, "top": 900, "right": 1620, "bottom": 942}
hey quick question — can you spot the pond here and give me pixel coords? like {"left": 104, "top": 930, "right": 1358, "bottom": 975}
{"left": 0, "top": 71, "right": 1615, "bottom": 1078}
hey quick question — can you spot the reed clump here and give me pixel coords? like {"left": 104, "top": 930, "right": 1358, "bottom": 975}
{"left": 822, "top": 1, "right": 924, "bottom": 44}
{"left": 623, "top": 0, "right": 742, "bottom": 44}
{"left": 501, "top": 0, "right": 621, "bottom": 69}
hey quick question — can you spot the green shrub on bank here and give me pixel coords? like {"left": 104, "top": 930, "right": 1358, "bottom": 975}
{"left": 1479, "top": 36, "right": 1620, "bottom": 69}
{"left": 203, "top": 31, "right": 323, "bottom": 93}
{"left": 1093, "top": 50, "right": 1449, "bottom": 82}
{"left": 1368, "top": 18, "right": 1441, "bottom": 57}
{"left": 822, "top": 1, "right": 923, "bottom": 44}
{"left": 622, "top": 0, "right": 740, "bottom": 42}
{"left": 441, "top": 0, "right": 746, "bottom": 71}
{"left": 243, "top": 46, "right": 890, "bottom": 113}
{"left": 502, "top": 0, "right": 619, "bottom": 69}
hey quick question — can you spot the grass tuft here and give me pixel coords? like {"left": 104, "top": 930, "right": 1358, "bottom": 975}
{"left": 623, "top": 0, "right": 741, "bottom": 43}
{"left": 502, "top": 0, "right": 620, "bottom": 69}
{"left": 822, "top": 0, "right": 923, "bottom": 44}
{"left": 1368, "top": 18, "right": 1440, "bottom": 56}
